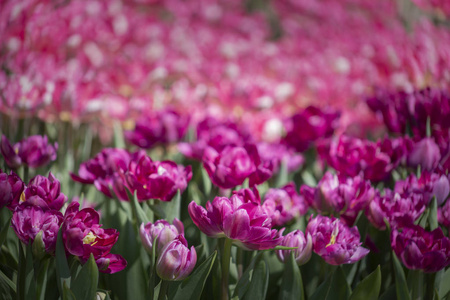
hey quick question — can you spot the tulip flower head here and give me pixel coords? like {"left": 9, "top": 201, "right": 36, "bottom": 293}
{"left": 140, "top": 218, "right": 185, "bottom": 255}
{"left": 276, "top": 230, "right": 313, "bottom": 266}
{"left": 306, "top": 215, "right": 369, "bottom": 265}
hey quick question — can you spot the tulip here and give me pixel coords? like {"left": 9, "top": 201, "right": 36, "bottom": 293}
{"left": 262, "top": 182, "right": 308, "bottom": 226}
{"left": 140, "top": 218, "right": 185, "bottom": 255}
{"left": 391, "top": 225, "right": 450, "bottom": 273}
{"left": 202, "top": 146, "right": 255, "bottom": 189}
{"left": 365, "top": 189, "right": 426, "bottom": 230}
{"left": 1, "top": 135, "right": 58, "bottom": 169}
{"left": 306, "top": 215, "right": 369, "bottom": 265}
{"left": 125, "top": 109, "right": 189, "bottom": 149}
{"left": 301, "top": 172, "right": 375, "bottom": 226}
{"left": 125, "top": 156, "right": 192, "bottom": 202}
{"left": 276, "top": 230, "right": 312, "bottom": 266}
{"left": 408, "top": 138, "right": 441, "bottom": 171}
{"left": 0, "top": 170, "right": 24, "bottom": 209}
{"left": 188, "top": 188, "right": 282, "bottom": 250}
{"left": 95, "top": 253, "right": 128, "bottom": 274}
{"left": 438, "top": 200, "right": 450, "bottom": 229}
{"left": 12, "top": 172, "right": 67, "bottom": 211}
{"left": 156, "top": 235, "right": 197, "bottom": 281}
{"left": 283, "top": 106, "right": 340, "bottom": 152}
{"left": 11, "top": 204, "right": 63, "bottom": 255}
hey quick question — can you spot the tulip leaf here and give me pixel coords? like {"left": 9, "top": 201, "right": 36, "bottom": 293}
{"left": 310, "top": 266, "right": 351, "bottom": 300}
{"left": 275, "top": 159, "right": 289, "bottom": 188}
{"left": 17, "top": 243, "right": 36, "bottom": 300}
{"left": 233, "top": 252, "right": 264, "bottom": 299}
{"left": 164, "top": 190, "right": 181, "bottom": 222}
{"left": 62, "top": 281, "right": 76, "bottom": 300}
{"left": 278, "top": 252, "right": 304, "bottom": 300}
{"left": 35, "top": 259, "right": 50, "bottom": 300}
{"left": 349, "top": 265, "right": 381, "bottom": 300}
{"left": 127, "top": 189, "right": 149, "bottom": 225}
{"left": 72, "top": 253, "right": 99, "bottom": 300}
{"left": 429, "top": 197, "right": 438, "bottom": 230}
{"left": 0, "top": 269, "right": 15, "bottom": 300}
{"left": 201, "top": 167, "right": 212, "bottom": 198}
{"left": 55, "top": 228, "right": 71, "bottom": 296}
{"left": 243, "top": 259, "right": 269, "bottom": 300}
{"left": 392, "top": 252, "right": 411, "bottom": 300}
{"left": 272, "top": 246, "right": 298, "bottom": 251}
{"left": 439, "top": 267, "right": 450, "bottom": 298}
{"left": 113, "top": 121, "right": 125, "bottom": 149}
{"left": 0, "top": 216, "right": 11, "bottom": 249}
{"left": 169, "top": 250, "right": 217, "bottom": 300}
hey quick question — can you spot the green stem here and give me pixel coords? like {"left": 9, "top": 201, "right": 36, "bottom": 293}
{"left": 425, "top": 272, "right": 436, "bottom": 300}
{"left": 221, "top": 238, "right": 233, "bottom": 300}
{"left": 409, "top": 269, "right": 424, "bottom": 300}
{"left": 157, "top": 280, "right": 170, "bottom": 300}
{"left": 236, "top": 248, "right": 243, "bottom": 280}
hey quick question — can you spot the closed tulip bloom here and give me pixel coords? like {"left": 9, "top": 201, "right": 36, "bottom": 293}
{"left": 276, "top": 230, "right": 312, "bottom": 266}
{"left": 301, "top": 172, "right": 375, "bottom": 226}
{"left": 408, "top": 138, "right": 441, "bottom": 171}
{"left": 126, "top": 156, "right": 192, "bottom": 202}
{"left": 306, "top": 215, "right": 369, "bottom": 265}
{"left": 140, "top": 218, "right": 184, "bottom": 255}
{"left": 202, "top": 146, "right": 255, "bottom": 189}
{"left": 188, "top": 188, "right": 282, "bottom": 250}
{"left": 1, "top": 135, "right": 58, "bottom": 169}
{"left": 0, "top": 170, "right": 24, "bottom": 209}
{"left": 11, "top": 204, "right": 63, "bottom": 255}
{"left": 14, "top": 172, "right": 67, "bottom": 211}
{"left": 95, "top": 253, "right": 128, "bottom": 274}
{"left": 156, "top": 235, "right": 197, "bottom": 281}
{"left": 391, "top": 225, "right": 450, "bottom": 273}
{"left": 262, "top": 182, "right": 308, "bottom": 226}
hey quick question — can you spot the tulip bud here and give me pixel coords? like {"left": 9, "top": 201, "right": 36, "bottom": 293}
{"left": 156, "top": 235, "right": 197, "bottom": 281}
{"left": 32, "top": 230, "right": 47, "bottom": 259}
{"left": 408, "top": 138, "right": 440, "bottom": 171}
{"left": 276, "top": 230, "right": 312, "bottom": 266}
{"left": 139, "top": 219, "right": 184, "bottom": 255}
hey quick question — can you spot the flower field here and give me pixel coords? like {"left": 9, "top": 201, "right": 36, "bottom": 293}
{"left": 1, "top": 0, "right": 450, "bottom": 299}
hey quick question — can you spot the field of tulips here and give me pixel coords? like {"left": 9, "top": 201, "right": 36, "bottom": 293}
{"left": 2, "top": 0, "right": 450, "bottom": 299}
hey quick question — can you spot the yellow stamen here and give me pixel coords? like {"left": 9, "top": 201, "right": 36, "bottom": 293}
{"left": 20, "top": 192, "right": 26, "bottom": 203}
{"left": 83, "top": 231, "right": 97, "bottom": 245}
{"left": 326, "top": 221, "right": 339, "bottom": 247}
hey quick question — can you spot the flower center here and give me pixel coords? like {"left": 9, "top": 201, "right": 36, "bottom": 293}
{"left": 20, "top": 192, "right": 26, "bottom": 203}
{"left": 83, "top": 231, "right": 98, "bottom": 245}
{"left": 326, "top": 221, "right": 340, "bottom": 247}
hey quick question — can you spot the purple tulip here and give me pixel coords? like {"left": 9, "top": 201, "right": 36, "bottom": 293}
{"left": 262, "top": 183, "right": 308, "bottom": 226}
{"left": 1, "top": 135, "right": 58, "bottom": 169}
{"left": 178, "top": 117, "right": 250, "bottom": 161}
{"left": 276, "top": 230, "right": 312, "bottom": 266}
{"left": 301, "top": 172, "right": 375, "bottom": 226}
{"left": 306, "top": 215, "right": 369, "bottom": 265}
{"left": 365, "top": 189, "right": 426, "bottom": 230}
{"left": 125, "top": 109, "right": 189, "bottom": 149}
{"left": 283, "top": 106, "right": 340, "bottom": 152}
{"left": 202, "top": 146, "right": 256, "bottom": 189}
{"left": 125, "top": 156, "right": 192, "bottom": 202}
{"left": 0, "top": 170, "right": 24, "bottom": 209}
{"left": 188, "top": 188, "right": 283, "bottom": 250}
{"left": 140, "top": 218, "right": 185, "bottom": 255}
{"left": 256, "top": 143, "right": 304, "bottom": 173}
{"left": 12, "top": 172, "right": 67, "bottom": 211}
{"left": 62, "top": 202, "right": 126, "bottom": 273}
{"left": 320, "top": 135, "right": 409, "bottom": 182}
{"left": 70, "top": 148, "right": 142, "bottom": 199}
{"left": 391, "top": 225, "right": 450, "bottom": 273}
{"left": 156, "top": 235, "right": 197, "bottom": 281}
{"left": 438, "top": 200, "right": 450, "bottom": 229}
{"left": 408, "top": 138, "right": 441, "bottom": 171}
{"left": 394, "top": 172, "right": 450, "bottom": 206}
{"left": 11, "top": 204, "right": 63, "bottom": 255}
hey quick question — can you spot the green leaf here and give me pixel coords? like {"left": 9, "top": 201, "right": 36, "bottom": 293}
{"left": 113, "top": 121, "right": 125, "bottom": 148}
{"left": 349, "top": 266, "right": 381, "bottom": 300}
{"left": 243, "top": 259, "right": 269, "bottom": 300}
{"left": 127, "top": 189, "right": 149, "bottom": 225}
{"left": 36, "top": 259, "right": 50, "bottom": 300}
{"left": 0, "top": 216, "right": 11, "bottom": 249}
{"left": 429, "top": 197, "right": 438, "bottom": 230}
{"left": 439, "top": 268, "right": 450, "bottom": 298}
{"left": 0, "top": 269, "right": 15, "bottom": 300}
{"left": 275, "top": 159, "right": 289, "bottom": 188}
{"left": 62, "top": 281, "right": 76, "bottom": 300}
{"left": 169, "top": 251, "right": 217, "bottom": 300}
{"left": 232, "top": 252, "right": 264, "bottom": 299}
{"left": 310, "top": 266, "right": 351, "bottom": 300}
{"left": 17, "top": 243, "right": 36, "bottom": 300}
{"left": 72, "top": 253, "right": 99, "bottom": 300}
{"left": 163, "top": 190, "right": 181, "bottom": 223}
{"left": 55, "top": 228, "right": 71, "bottom": 296}
{"left": 392, "top": 252, "right": 411, "bottom": 300}
{"left": 278, "top": 253, "right": 304, "bottom": 300}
